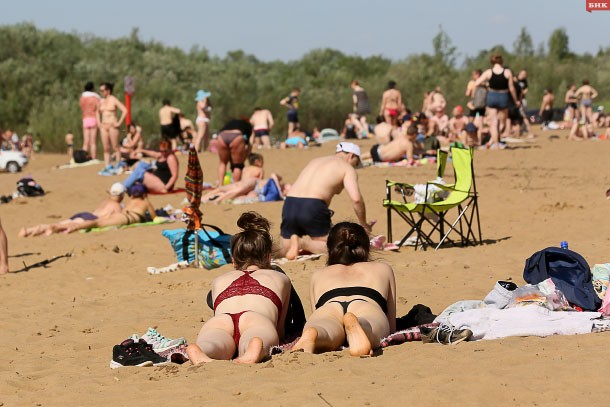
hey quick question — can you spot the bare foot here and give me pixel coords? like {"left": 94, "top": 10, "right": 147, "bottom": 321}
{"left": 291, "top": 327, "right": 318, "bottom": 353}
{"left": 344, "top": 312, "right": 372, "bottom": 357}
{"left": 18, "top": 227, "right": 27, "bottom": 238}
{"left": 185, "top": 344, "right": 213, "bottom": 365}
{"left": 0, "top": 264, "right": 8, "bottom": 275}
{"left": 43, "top": 225, "right": 54, "bottom": 236}
{"left": 233, "top": 337, "right": 264, "bottom": 364}
{"left": 285, "top": 234, "right": 299, "bottom": 260}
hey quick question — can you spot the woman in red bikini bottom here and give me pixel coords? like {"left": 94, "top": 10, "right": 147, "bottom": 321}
{"left": 186, "top": 212, "right": 292, "bottom": 364}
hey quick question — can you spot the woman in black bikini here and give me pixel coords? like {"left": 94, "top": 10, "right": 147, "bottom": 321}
{"left": 292, "top": 222, "right": 396, "bottom": 356}
{"left": 186, "top": 212, "right": 292, "bottom": 364}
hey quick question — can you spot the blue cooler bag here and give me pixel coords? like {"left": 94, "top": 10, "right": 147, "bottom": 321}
{"left": 162, "top": 224, "right": 232, "bottom": 269}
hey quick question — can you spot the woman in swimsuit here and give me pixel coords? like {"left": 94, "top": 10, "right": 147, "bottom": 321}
{"left": 186, "top": 212, "right": 292, "bottom": 364}
{"left": 474, "top": 54, "right": 518, "bottom": 149}
{"left": 194, "top": 90, "right": 212, "bottom": 152}
{"left": 216, "top": 118, "right": 253, "bottom": 186}
{"left": 122, "top": 140, "right": 179, "bottom": 194}
{"left": 98, "top": 82, "right": 127, "bottom": 172}
{"left": 292, "top": 222, "right": 396, "bottom": 356}
{"left": 80, "top": 81, "right": 100, "bottom": 159}
{"left": 120, "top": 123, "right": 143, "bottom": 161}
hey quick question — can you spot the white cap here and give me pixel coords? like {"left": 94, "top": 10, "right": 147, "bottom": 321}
{"left": 336, "top": 142, "right": 361, "bottom": 158}
{"left": 109, "top": 182, "right": 127, "bottom": 196}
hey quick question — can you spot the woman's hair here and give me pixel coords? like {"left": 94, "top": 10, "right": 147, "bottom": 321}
{"left": 583, "top": 79, "right": 590, "bottom": 85}
{"left": 84, "top": 81, "right": 94, "bottom": 91}
{"left": 101, "top": 82, "right": 114, "bottom": 93}
{"left": 490, "top": 54, "right": 503, "bottom": 65}
{"left": 230, "top": 211, "right": 273, "bottom": 269}
{"left": 326, "top": 222, "right": 370, "bottom": 266}
{"left": 159, "top": 140, "right": 171, "bottom": 151}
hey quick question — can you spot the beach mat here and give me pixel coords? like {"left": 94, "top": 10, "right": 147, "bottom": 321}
{"left": 79, "top": 216, "right": 174, "bottom": 233}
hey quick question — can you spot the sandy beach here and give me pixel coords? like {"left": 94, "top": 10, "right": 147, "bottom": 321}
{"left": 1, "top": 128, "right": 609, "bottom": 406}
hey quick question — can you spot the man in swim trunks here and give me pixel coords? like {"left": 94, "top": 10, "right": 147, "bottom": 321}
{"left": 364, "top": 125, "right": 423, "bottom": 165}
{"left": 19, "top": 183, "right": 126, "bottom": 237}
{"left": 280, "top": 88, "right": 300, "bottom": 135}
{"left": 380, "top": 81, "right": 402, "bottom": 127}
{"left": 575, "top": 79, "right": 599, "bottom": 125}
{"left": 249, "top": 107, "right": 274, "bottom": 149}
{"left": 280, "top": 142, "right": 371, "bottom": 260}
{"left": 159, "top": 99, "right": 181, "bottom": 150}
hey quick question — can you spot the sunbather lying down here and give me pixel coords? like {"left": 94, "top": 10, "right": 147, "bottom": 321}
{"left": 53, "top": 183, "right": 155, "bottom": 235}
{"left": 19, "top": 183, "right": 126, "bottom": 238}
{"left": 202, "top": 173, "right": 291, "bottom": 204}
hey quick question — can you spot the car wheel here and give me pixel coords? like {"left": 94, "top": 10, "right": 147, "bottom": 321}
{"left": 6, "top": 161, "right": 20, "bottom": 173}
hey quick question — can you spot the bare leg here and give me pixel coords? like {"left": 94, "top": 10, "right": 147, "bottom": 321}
{"left": 216, "top": 137, "right": 230, "bottom": 186}
{"left": 291, "top": 327, "right": 318, "bottom": 353}
{"left": 285, "top": 234, "right": 299, "bottom": 260}
{"left": 292, "top": 309, "right": 345, "bottom": 353}
{"left": 261, "top": 135, "right": 272, "bottom": 148}
{"left": 233, "top": 337, "right": 265, "bottom": 364}
{"left": 100, "top": 127, "right": 111, "bottom": 167}
{"left": 185, "top": 344, "right": 214, "bottom": 364}
{"left": 229, "top": 137, "right": 247, "bottom": 182}
{"left": 344, "top": 312, "right": 372, "bottom": 357}
{"left": 299, "top": 236, "right": 328, "bottom": 255}
{"left": 110, "top": 127, "right": 121, "bottom": 166}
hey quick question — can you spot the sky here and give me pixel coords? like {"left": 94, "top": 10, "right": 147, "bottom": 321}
{"left": 1, "top": 0, "right": 608, "bottom": 63}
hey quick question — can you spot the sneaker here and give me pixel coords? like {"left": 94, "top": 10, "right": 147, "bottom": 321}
{"left": 419, "top": 324, "right": 472, "bottom": 345}
{"left": 141, "top": 327, "right": 186, "bottom": 352}
{"left": 109, "top": 339, "right": 154, "bottom": 368}
{"left": 136, "top": 339, "right": 171, "bottom": 366}
{"left": 98, "top": 165, "right": 115, "bottom": 176}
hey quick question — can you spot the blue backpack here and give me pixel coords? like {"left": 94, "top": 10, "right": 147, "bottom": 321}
{"left": 523, "top": 247, "right": 601, "bottom": 311}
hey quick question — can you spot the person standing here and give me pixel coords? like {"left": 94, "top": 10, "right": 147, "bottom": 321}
{"left": 380, "top": 81, "right": 402, "bottom": 127}
{"left": 98, "top": 82, "right": 127, "bottom": 175}
{"left": 515, "top": 70, "right": 534, "bottom": 137}
{"left": 0, "top": 217, "right": 8, "bottom": 275}
{"left": 474, "top": 54, "right": 518, "bottom": 149}
{"left": 159, "top": 99, "right": 181, "bottom": 151}
{"left": 79, "top": 81, "right": 100, "bottom": 159}
{"left": 564, "top": 84, "right": 579, "bottom": 123}
{"left": 194, "top": 89, "right": 212, "bottom": 152}
{"left": 250, "top": 107, "right": 274, "bottom": 148}
{"left": 539, "top": 89, "right": 555, "bottom": 130}
{"left": 280, "top": 88, "right": 300, "bottom": 135}
{"left": 575, "top": 79, "right": 599, "bottom": 124}
{"left": 351, "top": 80, "right": 371, "bottom": 138}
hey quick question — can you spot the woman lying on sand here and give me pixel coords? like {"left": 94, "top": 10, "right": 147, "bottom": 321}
{"left": 186, "top": 212, "right": 292, "bottom": 364}
{"left": 202, "top": 173, "right": 290, "bottom": 204}
{"left": 292, "top": 222, "right": 396, "bottom": 356}
{"left": 19, "top": 183, "right": 126, "bottom": 237}
{"left": 54, "top": 183, "right": 155, "bottom": 234}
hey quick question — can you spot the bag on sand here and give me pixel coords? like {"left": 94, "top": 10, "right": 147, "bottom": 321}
{"left": 73, "top": 149, "right": 92, "bottom": 164}
{"left": 16, "top": 177, "right": 45, "bottom": 197}
{"left": 523, "top": 247, "right": 601, "bottom": 311}
{"left": 162, "top": 225, "right": 232, "bottom": 270}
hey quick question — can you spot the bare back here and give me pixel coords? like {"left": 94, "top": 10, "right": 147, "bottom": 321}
{"left": 378, "top": 134, "right": 410, "bottom": 162}
{"left": 92, "top": 198, "right": 123, "bottom": 219}
{"left": 287, "top": 156, "right": 353, "bottom": 205}
{"left": 159, "top": 106, "right": 179, "bottom": 125}
{"left": 250, "top": 110, "right": 274, "bottom": 130}
{"left": 374, "top": 122, "right": 394, "bottom": 144}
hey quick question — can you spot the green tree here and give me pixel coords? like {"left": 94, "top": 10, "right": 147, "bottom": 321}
{"left": 432, "top": 26, "right": 457, "bottom": 68}
{"left": 548, "top": 28, "right": 570, "bottom": 60}
{"left": 513, "top": 27, "right": 534, "bottom": 56}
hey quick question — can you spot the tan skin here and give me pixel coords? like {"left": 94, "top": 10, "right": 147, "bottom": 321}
{"left": 19, "top": 194, "right": 124, "bottom": 237}
{"left": 380, "top": 87, "right": 402, "bottom": 127}
{"left": 98, "top": 85, "right": 127, "bottom": 167}
{"left": 0, "top": 217, "right": 8, "bottom": 274}
{"left": 195, "top": 97, "right": 211, "bottom": 152}
{"left": 186, "top": 261, "right": 292, "bottom": 364}
{"left": 282, "top": 153, "right": 370, "bottom": 259}
{"left": 250, "top": 109, "right": 274, "bottom": 148}
{"left": 120, "top": 125, "right": 143, "bottom": 160}
{"left": 292, "top": 260, "right": 396, "bottom": 356}
{"left": 216, "top": 132, "right": 248, "bottom": 186}
{"left": 80, "top": 92, "right": 100, "bottom": 159}
{"left": 139, "top": 146, "right": 179, "bottom": 193}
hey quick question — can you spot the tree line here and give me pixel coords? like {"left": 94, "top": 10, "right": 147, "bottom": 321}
{"left": 0, "top": 23, "right": 607, "bottom": 152}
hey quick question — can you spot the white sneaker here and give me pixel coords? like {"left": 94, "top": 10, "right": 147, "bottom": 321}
{"left": 140, "top": 328, "right": 186, "bottom": 352}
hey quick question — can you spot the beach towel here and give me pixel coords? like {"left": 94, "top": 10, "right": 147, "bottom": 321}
{"left": 148, "top": 187, "right": 186, "bottom": 195}
{"left": 80, "top": 216, "right": 173, "bottom": 233}
{"left": 272, "top": 253, "right": 324, "bottom": 265}
{"left": 57, "top": 159, "right": 103, "bottom": 169}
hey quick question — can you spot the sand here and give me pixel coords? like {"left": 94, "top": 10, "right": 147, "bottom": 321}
{"left": 1, "top": 129, "right": 609, "bottom": 406}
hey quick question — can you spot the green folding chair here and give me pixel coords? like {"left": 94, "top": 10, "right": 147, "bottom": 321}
{"left": 383, "top": 147, "right": 482, "bottom": 250}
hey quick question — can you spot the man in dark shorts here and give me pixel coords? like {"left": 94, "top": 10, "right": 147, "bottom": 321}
{"left": 280, "top": 142, "right": 371, "bottom": 260}
{"left": 159, "top": 99, "right": 181, "bottom": 150}
{"left": 280, "top": 88, "right": 300, "bottom": 135}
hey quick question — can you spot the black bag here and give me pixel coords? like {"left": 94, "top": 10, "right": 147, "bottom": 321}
{"left": 523, "top": 247, "right": 601, "bottom": 311}
{"left": 16, "top": 177, "right": 45, "bottom": 197}
{"left": 73, "top": 149, "right": 91, "bottom": 164}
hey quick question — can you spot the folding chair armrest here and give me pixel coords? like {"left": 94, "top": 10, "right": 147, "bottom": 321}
{"left": 386, "top": 180, "right": 416, "bottom": 188}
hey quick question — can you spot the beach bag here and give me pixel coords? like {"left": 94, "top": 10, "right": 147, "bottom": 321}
{"left": 523, "top": 247, "right": 601, "bottom": 311}
{"left": 16, "top": 177, "right": 45, "bottom": 197}
{"left": 73, "top": 149, "right": 91, "bottom": 164}
{"left": 472, "top": 86, "right": 488, "bottom": 110}
{"left": 162, "top": 225, "right": 232, "bottom": 270}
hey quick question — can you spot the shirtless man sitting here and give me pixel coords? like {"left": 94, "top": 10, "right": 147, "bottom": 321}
{"left": 281, "top": 142, "right": 371, "bottom": 260}
{"left": 364, "top": 125, "right": 423, "bottom": 165}
{"left": 59, "top": 183, "right": 156, "bottom": 234}
{"left": 202, "top": 153, "right": 264, "bottom": 203}
{"left": 448, "top": 105, "right": 468, "bottom": 142}
{"left": 19, "top": 183, "right": 126, "bottom": 237}
{"left": 373, "top": 115, "right": 398, "bottom": 145}
{"left": 250, "top": 107, "right": 274, "bottom": 149}
{"left": 380, "top": 81, "right": 402, "bottom": 127}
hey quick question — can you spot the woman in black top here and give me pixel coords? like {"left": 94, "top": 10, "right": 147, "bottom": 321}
{"left": 474, "top": 54, "right": 518, "bottom": 149}
{"left": 216, "top": 118, "right": 253, "bottom": 186}
{"left": 292, "top": 222, "right": 396, "bottom": 356}
{"left": 122, "top": 140, "right": 179, "bottom": 194}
